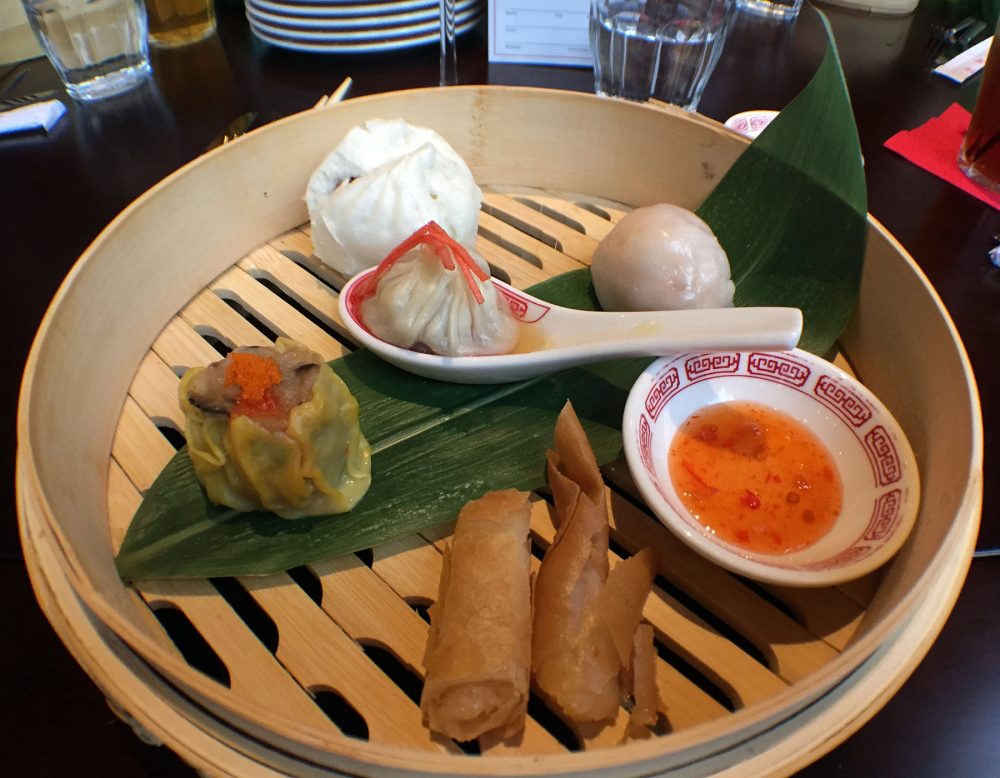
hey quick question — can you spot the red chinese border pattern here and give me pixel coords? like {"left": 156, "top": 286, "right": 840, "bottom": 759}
{"left": 685, "top": 352, "right": 741, "bottom": 381}
{"left": 814, "top": 374, "right": 873, "bottom": 428}
{"left": 497, "top": 287, "right": 549, "bottom": 323}
{"left": 638, "top": 351, "right": 907, "bottom": 574}
{"left": 746, "top": 352, "right": 811, "bottom": 387}
{"left": 638, "top": 413, "right": 655, "bottom": 478}
{"left": 644, "top": 366, "right": 681, "bottom": 422}
{"left": 804, "top": 544, "right": 874, "bottom": 571}
{"left": 865, "top": 425, "right": 902, "bottom": 486}
{"left": 863, "top": 489, "right": 903, "bottom": 541}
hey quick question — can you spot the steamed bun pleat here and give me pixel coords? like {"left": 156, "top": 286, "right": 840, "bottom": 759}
{"left": 306, "top": 119, "right": 482, "bottom": 278}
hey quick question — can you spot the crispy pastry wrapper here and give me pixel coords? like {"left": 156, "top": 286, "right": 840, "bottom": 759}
{"left": 600, "top": 548, "right": 657, "bottom": 667}
{"left": 625, "top": 624, "right": 661, "bottom": 729}
{"left": 420, "top": 489, "right": 532, "bottom": 742}
{"left": 549, "top": 400, "right": 606, "bottom": 509}
{"left": 532, "top": 402, "right": 657, "bottom": 724}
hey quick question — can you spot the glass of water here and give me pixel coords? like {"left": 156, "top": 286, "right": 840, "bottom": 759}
{"left": 21, "top": 0, "right": 151, "bottom": 101}
{"left": 589, "top": 0, "right": 735, "bottom": 111}
{"left": 735, "top": 0, "right": 802, "bottom": 21}
{"left": 439, "top": 0, "right": 457, "bottom": 86}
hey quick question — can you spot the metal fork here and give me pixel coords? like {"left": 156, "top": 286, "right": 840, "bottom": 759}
{"left": 0, "top": 90, "right": 59, "bottom": 112}
{"left": 931, "top": 16, "right": 977, "bottom": 45}
{"left": 925, "top": 16, "right": 982, "bottom": 67}
{"left": 203, "top": 111, "right": 257, "bottom": 152}
{"left": 0, "top": 61, "right": 30, "bottom": 98}
{"left": 203, "top": 77, "right": 353, "bottom": 153}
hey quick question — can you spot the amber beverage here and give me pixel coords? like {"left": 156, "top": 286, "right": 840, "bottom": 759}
{"left": 144, "top": 0, "right": 216, "bottom": 48}
{"left": 959, "top": 34, "right": 1000, "bottom": 191}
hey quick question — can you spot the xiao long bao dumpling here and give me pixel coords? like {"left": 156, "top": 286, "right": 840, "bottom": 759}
{"left": 179, "top": 338, "right": 371, "bottom": 519}
{"left": 356, "top": 221, "right": 519, "bottom": 357}
{"left": 591, "top": 203, "right": 735, "bottom": 311}
{"left": 305, "top": 118, "right": 482, "bottom": 278}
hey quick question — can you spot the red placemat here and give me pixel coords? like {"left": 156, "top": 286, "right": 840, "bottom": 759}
{"left": 884, "top": 103, "right": 1000, "bottom": 211}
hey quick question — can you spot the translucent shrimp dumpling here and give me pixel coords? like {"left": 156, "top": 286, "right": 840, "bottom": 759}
{"left": 591, "top": 204, "right": 735, "bottom": 311}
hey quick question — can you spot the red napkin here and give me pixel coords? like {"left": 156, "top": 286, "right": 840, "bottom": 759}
{"left": 884, "top": 103, "right": 1000, "bottom": 211}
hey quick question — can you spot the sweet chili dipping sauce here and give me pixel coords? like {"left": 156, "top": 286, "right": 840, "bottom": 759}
{"left": 668, "top": 402, "right": 842, "bottom": 554}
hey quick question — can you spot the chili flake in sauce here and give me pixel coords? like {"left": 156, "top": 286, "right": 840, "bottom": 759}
{"left": 668, "top": 402, "right": 842, "bottom": 554}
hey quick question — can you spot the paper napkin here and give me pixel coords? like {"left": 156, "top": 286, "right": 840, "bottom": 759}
{"left": 0, "top": 99, "right": 67, "bottom": 136}
{"left": 884, "top": 103, "right": 1000, "bottom": 211}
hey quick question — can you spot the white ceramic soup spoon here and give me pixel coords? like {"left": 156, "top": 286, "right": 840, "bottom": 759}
{"left": 339, "top": 268, "right": 803, "bottom": 384}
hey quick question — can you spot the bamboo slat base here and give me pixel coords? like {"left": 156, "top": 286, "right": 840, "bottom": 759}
{"left": 106, "top": 187, "right": 878, "bottom": 761}
{"left": 17, "top": 86, "right": 981, "bottom": 778}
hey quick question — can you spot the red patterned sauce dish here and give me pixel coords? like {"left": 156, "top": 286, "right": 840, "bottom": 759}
{"left": 622, "top": 349, "right": 920, "bottom": 587}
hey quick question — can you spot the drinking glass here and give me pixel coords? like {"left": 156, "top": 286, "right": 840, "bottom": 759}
{"left": 439, "top": 0, "right": 457, "bottom": 86}
{"left": 21, "top": 0, "right": 151, "bottom": 101}
{"left": 959, "top": 30, "right": 1000, "bottom": 192}
{"left": 735, "top": 0, "right": 802, "bottom": 21}
{"left": 143, "top": 0, "right": 217, "bottom": 48}
{"left": 589, "top": 0, "right": 735, "bottom": 111}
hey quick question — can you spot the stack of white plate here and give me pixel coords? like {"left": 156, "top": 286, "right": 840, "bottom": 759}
{"left": 245, "top": 0, "right": 484, "bottom": 54}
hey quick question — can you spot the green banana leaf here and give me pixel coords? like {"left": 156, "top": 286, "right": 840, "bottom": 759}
{"left": 697, "top": 11, "right": 867, "bottom": 356}
{"left": 116, "top": 273, "right": 645, "bottom": 581}
{"left": 115, "top": 12, "right": 867, "bottom": 582}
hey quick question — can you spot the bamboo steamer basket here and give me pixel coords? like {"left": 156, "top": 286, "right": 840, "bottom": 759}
{"left": 17, "top": 464, "right": 977, "bottom": 776}
{"left": 17, "top": 87, "right": 983, "bottom": 776}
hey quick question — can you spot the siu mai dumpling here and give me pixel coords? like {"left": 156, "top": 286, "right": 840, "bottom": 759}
{"left": 305, "top": 118, "right": 481, "bottom": 278}
{"left": 356, "top": 221, "right": 518, "bottom": 357}
{"left": 591, "top": 203, "right": 735, "bottom": 312}
{"left": 179, "top": 338, "right": 371, "bottom": 518}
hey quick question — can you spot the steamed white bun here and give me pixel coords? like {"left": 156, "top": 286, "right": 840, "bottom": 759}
{"left": 591, "top": 204, "right": 735, "bottom": 311}
{"left": 305, "top": 119, "right": 482, "bottom": 278}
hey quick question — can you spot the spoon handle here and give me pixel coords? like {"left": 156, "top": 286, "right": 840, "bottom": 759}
{"left": 543, "top": 306, "right": 803, "bottom": 354}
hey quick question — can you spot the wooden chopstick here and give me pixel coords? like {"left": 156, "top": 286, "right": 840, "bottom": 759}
{"left": 313, "top": 77, "right": 353, "bottom": 110}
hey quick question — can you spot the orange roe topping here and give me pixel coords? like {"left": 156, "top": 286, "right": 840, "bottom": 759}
{"left": 224, "top": 353, "right": 282, "bottom": 416}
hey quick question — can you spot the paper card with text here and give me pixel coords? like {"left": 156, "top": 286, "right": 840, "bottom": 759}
{"left": 488, "top": 0, "right": 592, "bottom": 67}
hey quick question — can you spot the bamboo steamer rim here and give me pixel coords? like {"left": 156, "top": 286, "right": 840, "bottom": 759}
{"left": 16, "top": 86, "right": 985, "bottom": 775}
{"left": 17, "top": 468, "right": 980, "bottom": 777}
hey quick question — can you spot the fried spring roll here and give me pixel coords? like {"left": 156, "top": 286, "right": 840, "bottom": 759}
{"left": 599, "top": 547, "right": 657, "bottom": 666}
{"left": 549, "top": 398, "right": 606, "bottom": 508}
{"left": 533, "top": 402, "right": 659, "bottom": 725}
{"left": 626, "top": 624, "right": 661, "bottom": 728}
{"left": 420, "top": 489, "right": 532, "bottom": 741}
{"left": 532, "top": 403, "right": 619, "bottom": 722}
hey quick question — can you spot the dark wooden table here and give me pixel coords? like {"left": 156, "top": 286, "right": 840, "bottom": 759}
{"left": 2, "top": 2, "right": 998, "bottom": 775}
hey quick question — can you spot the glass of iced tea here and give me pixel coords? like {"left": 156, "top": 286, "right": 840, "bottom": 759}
{"left": 144, "top": 0, "right": 216, "bottom": 48}
{"left": 959, "top": 31, "right": 1000, "bottom": 192}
